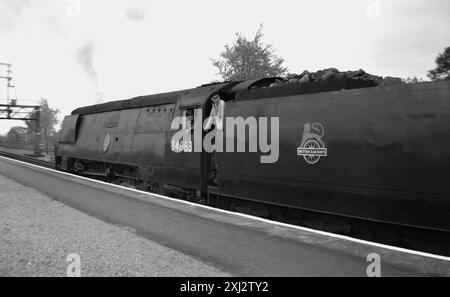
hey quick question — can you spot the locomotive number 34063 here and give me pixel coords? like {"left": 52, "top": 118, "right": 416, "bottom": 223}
{"left": 171, "top": 140, "right": 193, "bottom": 153}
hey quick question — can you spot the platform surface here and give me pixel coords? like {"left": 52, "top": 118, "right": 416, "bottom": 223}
{"left": 0, "top": 157, "right": 448, "bottom": 276}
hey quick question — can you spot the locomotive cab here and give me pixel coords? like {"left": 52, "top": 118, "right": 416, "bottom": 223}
{"left": 163, "top": 82, "right": 238, "bottom": 201}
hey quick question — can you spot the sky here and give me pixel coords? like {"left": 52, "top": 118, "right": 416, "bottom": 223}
{"left": 0, "top": 0, "right": 449, "bottom": 134}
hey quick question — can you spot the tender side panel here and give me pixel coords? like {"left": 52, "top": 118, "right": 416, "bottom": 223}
{"left": 216, "top": 81, "right": 450, "bottom": 231}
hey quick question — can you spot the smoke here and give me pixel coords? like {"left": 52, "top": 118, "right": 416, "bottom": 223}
{"left": 1, "top": 0, "right": 31, "bottom": 15}
{"left": 77, "top": 42, "right": 97, "bottom": 82}
{"left": 124, "top": 0, "right": 149, "bottom": 22}
{"left": 77, "top": 42, "right": 103, "bottom": 103}
{"left": 0, "top": 0, "right": 32, "bottom": 34}
{"left": 124, "top": 8, "right": 147, "bottom": 21}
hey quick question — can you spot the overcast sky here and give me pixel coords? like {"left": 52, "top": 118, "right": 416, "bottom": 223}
{"left": 0, "top": 0, "right": 449, "bottom": 134}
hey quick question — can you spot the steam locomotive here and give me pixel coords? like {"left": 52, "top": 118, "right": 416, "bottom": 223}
{"left": 56, "top": 77, "right": 450, "bottom": 247}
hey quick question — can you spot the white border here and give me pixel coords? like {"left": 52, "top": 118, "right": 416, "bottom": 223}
{"left": 1, "top": 155, "right": 449, "bottom": 262}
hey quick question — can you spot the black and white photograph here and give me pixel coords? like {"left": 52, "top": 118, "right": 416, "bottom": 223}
{"left": 0, "top": 0, "right": 449, "bottom": 282}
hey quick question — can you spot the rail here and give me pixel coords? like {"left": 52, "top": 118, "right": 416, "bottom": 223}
{"left": 0, "top": 151, "right": 55, "bottom": 169}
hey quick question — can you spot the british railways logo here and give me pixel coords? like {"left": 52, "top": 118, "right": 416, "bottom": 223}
{"left": 297, "top": 123, "right": 328, "bottom": 164}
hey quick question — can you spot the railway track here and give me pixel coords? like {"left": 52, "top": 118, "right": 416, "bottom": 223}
{"left": 0, "top": 151, "right": 55, "bottom": 169}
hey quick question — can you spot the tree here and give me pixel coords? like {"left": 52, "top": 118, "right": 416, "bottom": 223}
{"left": 212, "top": 25, "right": 288, "bottom": 81}
{"left": 25, "top": 98, "right": 60, "bottom": 154}
{"left": 7, "top": 126, "right": 29, "bottom": 144}
{"left": 404, "top": 76, "right": 424, "bottom": 84}
{"left": 428, "top": 47, "right": 450, "bottom": 81}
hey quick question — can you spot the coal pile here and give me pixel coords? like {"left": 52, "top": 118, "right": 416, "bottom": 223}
{"left": 266, "top": 68, "right": 403, "bottom": 88}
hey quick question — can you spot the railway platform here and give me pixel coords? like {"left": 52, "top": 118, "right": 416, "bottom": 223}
{"left": 0, "top": 156, "right": 448, "bottom": 277}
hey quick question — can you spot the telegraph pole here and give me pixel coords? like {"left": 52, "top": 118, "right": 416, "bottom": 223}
{"left": 0, "top": 63, "right": 42, "bottom": 156}
{"left": 0, "top": 62, "right": 13, "bottom": 105}
{"left": 34, "top": 106, "right": 42, "bottom": 156}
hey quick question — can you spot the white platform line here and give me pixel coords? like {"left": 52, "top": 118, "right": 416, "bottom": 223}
{"left": 1, "top": 155, "right": 449, "bottom": 262}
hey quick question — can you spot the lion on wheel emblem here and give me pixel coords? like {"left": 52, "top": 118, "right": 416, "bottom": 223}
{"left": 297, "top": 123, "right": 328, "bottom": 164}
